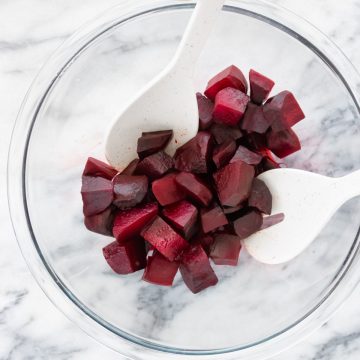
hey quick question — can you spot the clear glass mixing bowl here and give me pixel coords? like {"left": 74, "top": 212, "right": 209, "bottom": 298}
{"left": 7, "top": 1, "right": 360, "bottom": 359}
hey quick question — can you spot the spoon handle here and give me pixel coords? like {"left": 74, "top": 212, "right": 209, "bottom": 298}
{"left": 337, "top": 169, "right": 360, "bottom": 202}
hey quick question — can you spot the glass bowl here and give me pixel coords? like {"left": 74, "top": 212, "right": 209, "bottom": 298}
{"left": 8, "top": 1, "right": 360, "bottom": 359}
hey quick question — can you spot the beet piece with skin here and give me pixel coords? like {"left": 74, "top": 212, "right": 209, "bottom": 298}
{"left": 83, "top": 157, "right": 117, "bottom": 180}
{"left": 141, "top": 216, "right": 189, "bottom": 261}
{"left": 142, "top": 251, "right": 179, "bottom": 286}
{"left": 249, "top": 69, "right": 275, "bottom": 105}
{"left": 204, "top": 65, "right": 248, "bottom": 101}
{"left": 112, "top": 174, "right": 148, "bottom": 209}
{"left": 136, "top": 151, "right": 173, "bottom": 179}
{"left": 81, "top": 176, "right": 113, "bottom": 216}
{"left": 261, "top": 213, "right": 285, "bottom": 230}
{"left": 201, "top": 204, "right": 228, "bottom": 233}
{"left": 197, "top": 92, "right": 214, "bottom": 130}
{"left": 249, "top": 178, "right": 272, "bottom": 214}
{"left": 174, "top": 131, "right": 212, "bottom": 174}
{"left": 121, "top": 159, "right": 140, "bottom": 175}
{"left": 233, "top": 210, "right": 263, "bottom": 239}
{"left": 267, "top": 128, "right": 301, "bottom": 158}
{"left": 175, "top": 172, "right": 213, "bottom": 207}
{"left": 210, "top": 233, "right": 242, "bottom": 266}
{"left": 137, "top": 130, "right": 173, "bottom": 159}
{"left": 180, "top": 243, "right": 218, "bottom": 294}
{"left": 213, "top": 87, "right": 250, "bottom": 126}
{"left": 212, "top": 140, "right": 237, "bottom": 169}
{"left": 152, "top": 173, "right": 186, "bottom": 206}
{"left": 84, "top": 207, "right": 114, "bottom": 236}
{"left": 230, "top": 145, "right": 263, "bottom": 165}
{"left": 213, "top": 161, "right": 255, "bottom": 207}
{"left": 113, "top": 202, "right": 158, "bottom": 243}
{"left": 241, "top": 103, "right": 270, "bottom": 134}
{"left": 210, "top": 123, "right": 243, "bottom": 145}
{"left": 103, "top": 239, "right": 146, "bottom": 275}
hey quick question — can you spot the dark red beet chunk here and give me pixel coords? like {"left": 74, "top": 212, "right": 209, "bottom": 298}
{"left": 113, "top": 202, "right": 158, "bottom": 243}
{"left": 249, "top": 69, "right": 275, "bottom": 105}
{"left": 83, "top": 157, "right": 117, "bottom": 180}
{"left": 201, "top": 204, "right": 228, "bottom": 233}
{"left": 84, "top": 207, "right": 114, "bottom": 236}
{"left": 260, "top": 213, "right": 285, "bottom": 230}
{"left": 121, "top": 159, "right": 140, "bottom": 175}
{"left": 213, "top": 87, "right": 250, "bottom": 126}
{"left": 197, "top": 92, "right": 214, "bottom": 130}
{"left": 81, "top": 176, "right": 113, "bottom": 216}
{"left": 112, "top": 174, "right": 148, "bottom": 209}
{"left": 152, "top": 173, "right": 185, "bottom": 206}
{"left": 267, "top": 128, "right": 301, "bottom": 158}
{"left": 246, "top": 132, "right": 267, "bottom": 152}
{"left": 143, "top": 251, "right": 179, "bottom": 286}
{"left": 213, "top": 161, "right": 255, "bottom": 207}
{"left": 258, "top": 149, "right": 281, "bottom": 171}
{"left": 212, "top": 140, "right": 237, "bottom": 169}
{"left": 174, "top": 131, "right": 212, "bottom": 174}
{"left": 210, "top": 233, "right": 242, "bottom": 266}
{"left": 230, "top": 145, "right": 263, "bottom": 165}
{"left": 249, "top": 179, "right": 272, "bottom": 214}
{"left": 163, "top": 200, "right": 198, "bottom": 239}
{"left": 136, "top": 151, "right": 173, "bottom": 179}
{"left": 263, "top": 91, "right": 305, "bottom": 131}
{"left": 233, "top": 210, "right": 263, "bottom": 239}
{"left": 175, "top": 172, "right": 213, "bottom": 207}
{"left": 241, "top": 103, "right": 270, "bottom": 134}
{"left": 103, "top": 239, "right": 146, "bottom": 275}
{"left": 141, "top": 216, "right": 189, "bottom": 261}
{"left": 194, "top": 234, "right": 214, "bottom": 255}
{"left": 223, "top": 204, "right": 244, "bottom": 214}
{"left": 137, "top": 130, "right": 173, "bottom": 159}
{"left": 210, "top": 123, "right": 242, "bottom": 144}
{"left": 204, "top": 65, "right": 248, "bottom": 101}
{"left": 180, "top": 243, "right": 218, "bottom": 294}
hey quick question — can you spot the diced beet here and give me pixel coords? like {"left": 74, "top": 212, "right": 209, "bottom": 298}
{"left": 84, "top": 207, "right": 114, "bottom": 236}
{"left": 204, "top": 65, "right": 248, "bottom": 101}
{"left": 212, "top": 140, "right": 237, "bottom": 169}
{"left": 152, "top": 173, "right": 186, "bottom": 206}
{"left": 194, "top": 234, "right": 214, "bottom": 255}
{"left": 174, "top": 131, "right": 212, "bottom": 174}
{"left": 142, "top": 251, "right": 179, "bottom": 286}
{"left": 213, "top": 161, "right": 254, "bottom": 207}
{"left": 223, "top": 204, "right": 244, "bottom": 214}
{"left": 233, "top": 210, "right": 263, "bottom": 239}
{"left": 197, "top": 92, "right": 214, "bottom": 130}
{"left": 263, "top": 91, "right": 305, "bottom": 131}
{"left": 163, "top": 200, "right": 198, "bottom": 239}
{"left": 210, "top": 233, "right": 242, "bottom": 266}
{"left": 249, "top": 179, "right": 272, "bottom": 214}
{"left": 141, "top": 216, "right": 188, "bottom": 261}
{"left": 136, "top": 151, "right": 173, "bottom": 179}
{"left": 81, "top": 176, "right": 113, "bottom": 216}
{"left": 112, "top": 174, "right": 148, "bottom": 209}
{"left": 103, "top": 239, "right": 146, "bottom": 275}
{"left": 213, "top": 87, "right": 250, "bottom": 126}
{"left": 230, "top": 145, "right": 262, "bottom": 165}
{"left": 246, "top": 132, "right": 267, "bottom": 151}
{"left": 261, "top": 213, "right": 285, "bottom": 230}
{"left": 83, "top": 157, "right": 117, "bottom": 180}
{"left": 180, "top": 243, "right": 218, "bottom": 294}
{"left": 201, "top": 204, "right": 228, "bottom": 233}
{"left": 210, "top": 123, "right": 243, "bottom": 144}
{"left": 258, "top": 149, "right": 281, "bottom": 171}
{"left": 241, "top": 103, "right": 270, "bottom": 134}
{"left": 137, "top": 130, "right": 173, "bottom": 159}
{"left": 113, "top": 202, "right": 158, "bottom": 243}
{"left": 267, "top": 128, "right": 301, "bottom": 158}
{"left": 121, "top": 159, "right": 140, "bottom": 175}
{"left": 175, "top": 172, "right": 213, "bottom": 207}
{"left": 249, "top": 69, "right": 275, "bottom": 105}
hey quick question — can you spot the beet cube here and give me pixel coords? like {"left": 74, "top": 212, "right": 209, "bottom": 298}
{"left": 249, "top": 179, "right": 272, "bottom": 214}
{"left": 233, "top": 210, "right": 263, "bottom": 239}
{"left": 213, "top": 87, "right": 250, "bottom": 126}
{"left": 121, "top": 159, "right": 140, "bottom": 175}
{"left": 175, "top": 172, "right": 213, "bottom": 207}
{"left": 103, "top": 239, "right": 146, "bottom": 275}
{"left": 201, "top": 204, "right": 228, "bottom": 233}
{"left": 152, "top": 173, "right": 185, "bottom": 206}
{"left": 113, "top": 202, "right": 158, "bottom": 243}
{"left": 81, "top": 176, "right": 113, "bottom": 216}
{"left": 241, "top": 103, "right": 270, "bottom": 134}
{"left": 163, "top": 200, "right": 198, "bottom": 239}
{"left": 258, "top": 149, "right": 281, "bottom": 171}
{"left": 180, "top": 243, "right": 218, "bottom": 294}
{"left": 174, "top": 131, "right": 212, "bottom": 174}
{"left": 84, "top": 207, "right": 114, "bottom": 236}
{"left": 136, "top": 151, "right": 173, "bottom": 179}
{"left": 194, "top": 234, "right": 214, "bottom": 255}
{"left": 210, "top": 123, "right": 243, "bottom": 144}
{"left": 142, "top": 251, "right": 179, "bottom": 286}
{"left": 213, "top": 161, "right": 254, "bottom": 207}
{"left": 83, "top": 157, "right": 117, "bottom": 180}
{"left": 263, "top": 91, "right": 305, "bottom": 131}
{"left": 230, "top": 145, "right": 263, "bottom": 165}
{"left": 210, "top": 233, "right": 242, "bottom": 266}
{"left": 261, "top": 213, "right": 285, "bottom": 230}
{"left": 204, "top": 65, "right": 248, "bottom": 101}
{"left": 197, "top": 92, "right": 214, "bottom": 130}
{"left": 249, "top": 69, "right": 275, "bottom": 105}
{"left": 267, "top": 128, "right": 301, "bottom": 158}
{"left": 137, "top": 130, "right": 173, "bottom": 159}
{"left": 212, "top": 140, "right": 237, "bottom": 169}
{"left": 112, "top": 174, "right": 148, "bottom": 209}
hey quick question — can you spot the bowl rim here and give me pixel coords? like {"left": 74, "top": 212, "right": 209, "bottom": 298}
{"left": 7, "top": 0, "right": 360, "bottom": 359}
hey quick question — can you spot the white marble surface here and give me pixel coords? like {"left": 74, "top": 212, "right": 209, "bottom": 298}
{"left": 1, "top": 0, "right": 360, "bottom": 359}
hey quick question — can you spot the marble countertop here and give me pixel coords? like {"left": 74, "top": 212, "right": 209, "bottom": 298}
{"left": 1, "top": 0, "right": 360, "bottom": 359}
